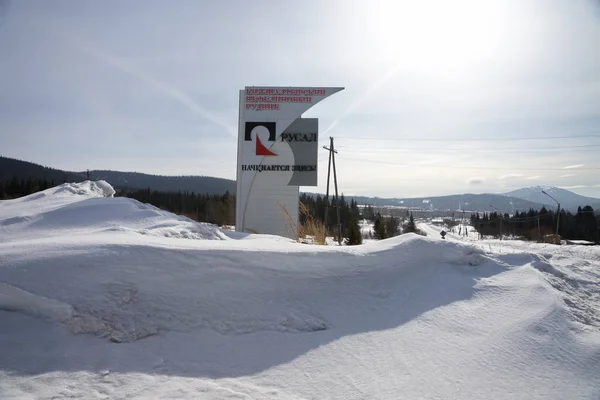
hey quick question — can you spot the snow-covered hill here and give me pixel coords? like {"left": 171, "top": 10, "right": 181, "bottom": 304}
{"left": 505, "top": 185, "right": 600, "bottom": 211}
{"left": 1, "top": 182, "right": 599, "bottom": 399}
{"left": 0, "top": 180, "right": 232, "bottom": 242}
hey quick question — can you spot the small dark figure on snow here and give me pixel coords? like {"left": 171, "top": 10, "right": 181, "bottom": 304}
{"left": 440, "top": 230, "right": 447, "bottom": 240}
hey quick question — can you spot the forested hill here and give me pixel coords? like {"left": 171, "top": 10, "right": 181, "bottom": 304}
{"left": 304, "top": 192, "right": 548, "bottom": 214}
{"left": 85, "top": 170, "right": 235, "bottom": 195}
{"left": 0, "top": 156, "right": 235, "bottom": 195}
{"left": 0, "top": 156, "right": 85, "bottom": 183}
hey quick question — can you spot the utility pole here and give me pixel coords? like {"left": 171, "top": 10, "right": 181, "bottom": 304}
{"left": 323, "top": 142, "right": 333, "bottom": 229}
{"left": 331, "top": 140, "right": 342, "bottom": 245}
{"left": 537, "top": 216, "right": 541, "bottom": 242}
{"left": 542, "top": 190, "right": 561, "bottom": 238}
{"left": 323, "top": 137, "right": 342, "bottom": 245}
{"left": 86, "top": 169, "right": 90, "bottom": 180}
{"left": 556, "top": 206, "right": 560, "bottom": 237}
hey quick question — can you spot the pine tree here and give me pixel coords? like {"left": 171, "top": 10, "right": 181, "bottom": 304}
{"left": 345, "top": 216, "right": 363, "bottom": 245}
{"left": 578, "top": 206, "right": 599, "bottom": 243}
{"left": 364, "top": 205, "right": 376, "bottom": 222}
{"left": 405, "top": 213, "right": 417, "bottom": 233}
{"left": 373, "top": 213, "right": 387, "bottom": 240}
{"left": 385, "top": 215, "right": 400, "bottom": 237}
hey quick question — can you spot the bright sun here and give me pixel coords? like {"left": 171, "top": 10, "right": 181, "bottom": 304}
{"left": 365, "top": 0, "right": 517, "bottom": 79}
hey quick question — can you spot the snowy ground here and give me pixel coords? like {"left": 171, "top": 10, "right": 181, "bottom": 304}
{"left": 419, "top": 221, "right": 600, "bottom": 331}
{"left": 1, "top": 182, "right": 599, "bottom": 399}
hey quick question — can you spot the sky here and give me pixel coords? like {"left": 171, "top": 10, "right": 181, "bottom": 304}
{"left": 1, "top": 0, "right": 600, "bottom": 198}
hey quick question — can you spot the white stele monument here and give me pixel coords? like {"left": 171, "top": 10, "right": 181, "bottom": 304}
{"left": 235, "top": 86, "right": 344, "bottom": 238}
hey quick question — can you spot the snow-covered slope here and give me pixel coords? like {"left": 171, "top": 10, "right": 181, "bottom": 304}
{"left": 1, "top": 182, "right": 599, "bottom": 399}
{"left": 0, "top": 180, "right": 231, "bottom": 241}
{"left": 505, "top": 185, "right": 600, "bottom": 211}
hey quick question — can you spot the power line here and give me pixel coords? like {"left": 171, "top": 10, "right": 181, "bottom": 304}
{"left": 335, "top": 155, "right": 600, "bottom": 171}
{"left": 349, "top": 142, "right": 600, "bottom": 150}
{"left": 341, "top": 148, "right": 600, "bottom": 155}
{"left": 337, "top": 144, "right": 600, "bottom": 152}
{"left": 326, "top": 134, "right": 600, "bottom": 142}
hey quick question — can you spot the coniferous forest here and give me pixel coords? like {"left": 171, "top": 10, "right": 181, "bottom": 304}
{"left": 118, "top": 188, "right": 236, "bottom": 227}
{"left": 0, "top": 177, "right": 56, "bottom": 198}
{"left": 1, "top": 177, "right": 598, "bottom": 244}
{"left": 0, "top": 177, "right": 237, "bottom": 227}
{"left": 0, "top": 179, "right": 362, "bottom": 237}
{"left": 298, "top": 193, "right": 361, "bottom": 238}
{"left": 471, "top": 206, "right": 599, "bottom": 244}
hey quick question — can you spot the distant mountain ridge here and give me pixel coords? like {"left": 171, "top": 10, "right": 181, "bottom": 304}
{"left": 314, "top": 193, "right": 549, "bottom": 214}
{"left": 345, "top": 189, "right": 600, "bottom": 213}
{"left": 3, "top": 156, "right": 599, "bottom": 213}
{"left": 504, "top": 185, "right": 600, "bottom": 211}
{"left": 0, "top": 156, "right": 85, "bottom": 183}
{"left": 0, "top": 156, "right": 235, "bottom": 195}
{"left": 83, "top": 170, "right": 235, "bottom": 195}
{"left": 308, "top": 186, "right": 600, "bottom": 213}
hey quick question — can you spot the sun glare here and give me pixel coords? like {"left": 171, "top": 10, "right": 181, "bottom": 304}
{"left": 366, "top": 0, "right": 516, "bottom": 79}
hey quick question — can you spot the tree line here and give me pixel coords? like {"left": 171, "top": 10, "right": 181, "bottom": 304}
{"left": 298, "top": 193, "right": 363, "bottom": 244}
{"left": 299, "top": 193, "right": 360, "bottom": 232}
{"left": 0, "top": 156, "right": 82, "bottom": 183}
{"left": 470, "top": 206, "right": 599, "bottom": 243}
{"left": 1, "top": 178, "right": 430, "bottom": 244}
{"left": 117, "top": 188, "right": 236, "bottom": 227}
{"left": 298, "top": 195, "right": 426, "bottom": 244}
{"left": 0, "top": 177, "right": 237, "bottom": 227}
{"left": 24, "top": 177, "right": 599, "bottom": 245}
{"left": 1, "top": 179, "right": 366, "bottom": 241}
{"left": 0, "top": 177, "right": 56, "bottom": 199}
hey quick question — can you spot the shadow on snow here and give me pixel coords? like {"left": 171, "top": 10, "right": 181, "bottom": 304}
{"left": 0, "top": 237, "right": 508, "bottom": 379}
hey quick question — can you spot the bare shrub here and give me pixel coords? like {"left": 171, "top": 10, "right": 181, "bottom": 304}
{"left": 279, "top": 201, "right": 328, "bottom": 245}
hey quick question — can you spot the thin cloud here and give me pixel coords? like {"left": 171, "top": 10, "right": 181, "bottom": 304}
{"left": 322, "top": 63, "right": 402, "bottom": 135}
{"left": 559, "top": 173, "right": 577, "bottom": 178}
{"left": 559, "top": 184, "right": 600, "bottom": 189}
{"left": 562, "top": 164, "right": 584, "bottom": 169}
{"left": 525, "top": 176, "right": 542, "bottom": 180}
{"left": 498, "top": 173, "right": 523, "bottom": 180}
{"left": 46, "top": 23, "right": 237, "bottom": 137}
{"left": 467, "top": 177, "right": 485, "bottom": 185}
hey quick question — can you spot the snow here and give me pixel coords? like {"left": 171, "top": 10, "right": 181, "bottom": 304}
{"left": 419, "top": 221, "right": 600, "bottom": 330}
{"left": 0, "top": 281, "right": 73, "bottom": 322}
{"left": 359, "top": 219, "right": 373, "bottom": 234}
{"left": 0, "top": 180, "right": 229, "bottom": 242}
{"left": 1, "top": 182, "right": 600, "bottom": 399}
{"left": 566, "top": 239, "right": 596, "bottom": 245}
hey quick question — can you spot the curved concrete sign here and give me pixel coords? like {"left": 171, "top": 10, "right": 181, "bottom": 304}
{"left": 236, "top": 86, "right": 344, "bottom": 238}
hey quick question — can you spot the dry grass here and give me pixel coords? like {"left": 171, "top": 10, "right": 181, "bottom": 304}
{"left": 279, "top": 201, "right": 328, "bottom": 245}
{"left": 543, "top": 234, "right": 561, "bottom": 245}
{"left": 298, "top": 203, "right": 328, "bottom": 245}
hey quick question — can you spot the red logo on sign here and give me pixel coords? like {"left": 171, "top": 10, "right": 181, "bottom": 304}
{"left": 245, "top": 122, "right": 278, "bottom": 156}
{"left": 255, "top": 136, "right": 277, "bottom": 156}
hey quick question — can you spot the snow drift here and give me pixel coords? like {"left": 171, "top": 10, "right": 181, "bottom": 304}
{"left": 0, "top": 281, "right": 73, "bottom": 322}
{"left": 0, "top": 180, "right": 229, "bottom": 241}
{"left": 1, "top": 181, "right": 599, "bottom": 399}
